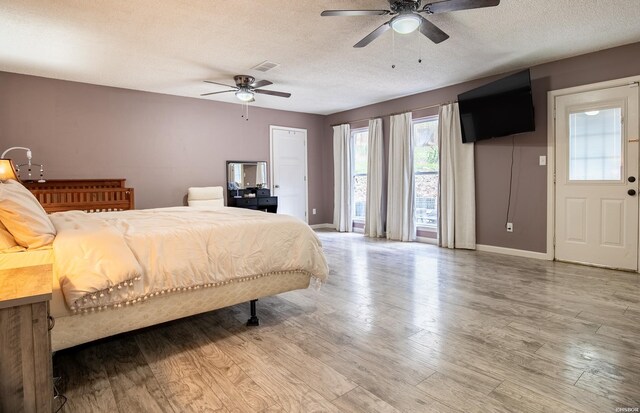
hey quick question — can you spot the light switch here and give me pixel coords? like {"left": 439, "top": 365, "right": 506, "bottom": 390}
{"left": 539, "top": 155, "right": 547, "bottom": 166}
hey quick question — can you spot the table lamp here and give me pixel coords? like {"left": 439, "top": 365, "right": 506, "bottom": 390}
{"left": 0, "top": 159, "right": 19, "bottom": 182}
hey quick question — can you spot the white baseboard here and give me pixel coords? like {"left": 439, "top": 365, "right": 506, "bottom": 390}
{"left": 416, "top": 236, "right": 438, "bottom": 245}
{"left": 310, "top": 223, "right": 334, "bottom": 229}
{"left": 476, "top": 244, "right": 550, "bottom": 260}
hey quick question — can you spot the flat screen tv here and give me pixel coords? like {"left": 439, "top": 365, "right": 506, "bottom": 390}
{"left": 458, "top": 69, "right": 535, "bottom": 143}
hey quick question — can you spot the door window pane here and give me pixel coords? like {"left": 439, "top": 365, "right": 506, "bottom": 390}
{"left": 414, "top": 117, "right": 439, "bottom": 227}
{"left": 352, "top": 129, "right": 368, "bottom": 221}
{"left": 569, "top": 108, "right": 622, "bottom": 181}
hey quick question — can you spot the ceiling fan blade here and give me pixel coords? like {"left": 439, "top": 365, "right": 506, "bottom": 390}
{"left": 250, "top": 79, "right": 273, "bottom": 88}
{"left": 422, "top": 0, "right": 500, "bottom": 14}
{"left": 321, "top": 10, "right": 390, "bottom": 16}
{"left": 418, "top": 15, "right": 449, "bottom": 44}
{"left": 203, "top": 80, "right": 236, "bottom": 88}
{"left": 254, "top": 89, "right": 291, "bottom": 98}
{"left": 200, "top": 90, "right": 236, "bottom": 96}
{"left": 353, "top": 21, "right": 391, "bottom": 48}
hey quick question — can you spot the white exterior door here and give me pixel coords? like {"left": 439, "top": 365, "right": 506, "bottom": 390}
{"left": 270, "top": 126, "right": 308, "bottom": 222}
{"left": 555, "top": 84, "right": 639, "bottom": 270}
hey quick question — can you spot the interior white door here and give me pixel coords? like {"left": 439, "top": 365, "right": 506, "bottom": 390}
{"left": 270, "top": 126, "right": 308, "bottom": 222}
{"left": 555, "top": 84, "right": 639, "bottom": 270}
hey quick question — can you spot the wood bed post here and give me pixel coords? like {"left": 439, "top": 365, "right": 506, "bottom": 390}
{"left": 246, "top": 299, "right": 259, "bottom": 326}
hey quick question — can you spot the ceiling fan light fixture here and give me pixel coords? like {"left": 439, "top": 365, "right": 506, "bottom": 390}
{"left": 390, "top": 13, "right": 421, "bottom": 34}
{"left": 235, "top": 89, "right": 254, "bottom": 102}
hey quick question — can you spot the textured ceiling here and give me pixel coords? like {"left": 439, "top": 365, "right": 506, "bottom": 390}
{"left": 1, "top": 0, "right": 639, "bottom": 115}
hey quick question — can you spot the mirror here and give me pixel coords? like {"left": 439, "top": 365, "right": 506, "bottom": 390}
{"left": 227, "top": 161, "right": 268, "bottom": 189}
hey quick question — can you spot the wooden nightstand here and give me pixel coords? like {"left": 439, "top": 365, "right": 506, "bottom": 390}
{"left": 0, "top": 264, "right": 53, "bottom": 413}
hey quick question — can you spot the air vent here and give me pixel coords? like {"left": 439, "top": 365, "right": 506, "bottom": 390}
{"left": 251, "top": 60, "right": 280, "bottom": 73}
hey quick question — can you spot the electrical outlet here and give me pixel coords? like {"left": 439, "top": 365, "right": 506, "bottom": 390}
{"left": 506, "top": 222, "right": 513, "bottom": 232}
{"left": 312, "top": 208, "right": 317, "bottom": 215}
{"left": 539, "top": 155, "right": 547, "bottom": 166}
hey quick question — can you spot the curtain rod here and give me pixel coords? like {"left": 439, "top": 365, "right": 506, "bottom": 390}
{"left": 329, "top": 101, "right": 453, "bottom": 127}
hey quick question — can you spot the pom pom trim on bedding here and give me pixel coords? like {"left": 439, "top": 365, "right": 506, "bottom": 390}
{"left": 68, "top": 271, "right": 323, "bottom": 314}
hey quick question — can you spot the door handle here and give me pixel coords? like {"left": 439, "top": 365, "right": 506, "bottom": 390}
{"left": 275, "top": 185, "right": 280, "bottom": 188}
{"left": 629, "top": 176, "right": 636, "bottom": 183}
{"left": 629, "top": 189, "right": 637, "bottom": 196}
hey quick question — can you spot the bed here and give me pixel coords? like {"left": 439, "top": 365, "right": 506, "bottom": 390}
{"left": 0, "top": 179, "right": 328, "bottom": 351}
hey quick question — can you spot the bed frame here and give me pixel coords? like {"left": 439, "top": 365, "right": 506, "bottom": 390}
{"left": 22, "top": 179, "right": 135, "bottom": 213}
{"left": 14, "top": 178, "right": 304, "bottom": 350}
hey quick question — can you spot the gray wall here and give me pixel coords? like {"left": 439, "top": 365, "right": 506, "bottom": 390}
{"left": 324, "top": 42, "right": 640, "bottom": 252}
{"left": 0, "top": 72, "right": 327, "bottom": 224}
{"left": 2, "top": 41, "right": 639, "bottom": 250}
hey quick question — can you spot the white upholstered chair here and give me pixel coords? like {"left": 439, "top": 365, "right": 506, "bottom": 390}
{"left": 187, "top": 186, "right": 224, "bottom": 208}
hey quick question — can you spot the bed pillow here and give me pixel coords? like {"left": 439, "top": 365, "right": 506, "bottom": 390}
{"left": 0, "top": 180, "right": 56, "bottom": 248}
{"left": 0, "top": 221, "right": 20, "bottom": 251}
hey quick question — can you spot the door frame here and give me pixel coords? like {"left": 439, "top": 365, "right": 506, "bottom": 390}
{"left": 546, "top": 75, "right": 640, "bottom": 265}
{"left": 269, "top": 125, "right": 309, "bottom": 223}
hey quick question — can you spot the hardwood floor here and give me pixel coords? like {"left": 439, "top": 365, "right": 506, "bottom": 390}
{"left": 53, "top": 231, "right": 640, "bottom": 412}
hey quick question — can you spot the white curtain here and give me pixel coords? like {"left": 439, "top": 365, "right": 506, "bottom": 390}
{"left": 386, "top": 113, "right": 415, "bottom": 241}
{"left": 438, "top": 103, "right": 476, "bottom": 249}
{"left": 333, "top": 124, "right": 352, "bottom": 232}
{"left": 364, "top": 118, "right": 385, "bottom": 237}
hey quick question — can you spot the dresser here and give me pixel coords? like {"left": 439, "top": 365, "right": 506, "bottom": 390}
{"left": 0, "top": 264, "right": 53, "bottom": 413}
{"left": 227, "top": 188, "right": 278, "bottom": 213}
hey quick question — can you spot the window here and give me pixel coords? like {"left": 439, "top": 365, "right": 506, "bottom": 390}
{"left": 352, "top": 128, "right": 368, "bottom": 222}
{"left": 413, "top": 117, "right": 439, "bottom": 228}
{"left": 569, "top": 107, "right": 622, "bottom": 181}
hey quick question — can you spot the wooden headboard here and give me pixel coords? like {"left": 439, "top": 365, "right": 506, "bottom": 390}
{"left": 22, "top": 179, "right": 135, "bottom": 213}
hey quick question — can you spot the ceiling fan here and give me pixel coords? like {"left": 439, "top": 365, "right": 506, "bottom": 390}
{"left": 201, "top": 75, "right": 291, "bottom": 102}
{"left": 321, "top": 0, "right": 500, "bottom": 48}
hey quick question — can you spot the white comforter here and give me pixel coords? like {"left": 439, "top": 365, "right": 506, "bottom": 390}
{"left": 49, "top": 207, "right": 329, "bottom": 311}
